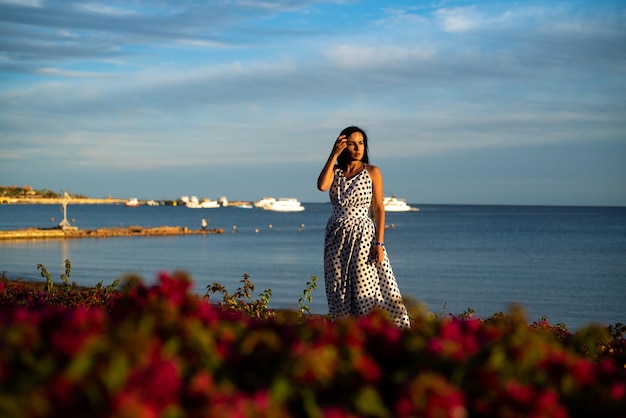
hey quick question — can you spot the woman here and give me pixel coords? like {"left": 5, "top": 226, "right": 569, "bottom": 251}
{"left": 317, "top": 126, "right": 410, "bottom": 328}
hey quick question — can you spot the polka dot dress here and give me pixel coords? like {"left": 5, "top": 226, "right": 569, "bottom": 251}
{"left": 324, "top": 166, "right": 411, "bottom": 328}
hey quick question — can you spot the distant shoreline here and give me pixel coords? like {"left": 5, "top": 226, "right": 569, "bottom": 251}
{"left": 0, "top": 197, "right": 257, "bottom": 206}
{"left": 1, "top": 197, "right": 126, "bottom": 205}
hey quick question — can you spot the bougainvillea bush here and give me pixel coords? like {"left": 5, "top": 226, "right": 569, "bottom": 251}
{"left": 0, "top": 272, "right": 625, "bottom": 418}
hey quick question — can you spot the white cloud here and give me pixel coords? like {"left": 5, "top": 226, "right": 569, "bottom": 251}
{"left": 435, "top": 6, "right": 482, "bottom": 32}
{"left": 325, "top": 44, "right": 435, "bottom": 69}
{"left": 36, "top": 67, "right": 119, "bottom": 78}
{"left": 375, "top": 6, "right": 430, "bottom": 26}
{"left": 434, "top": 5, "right": 515, "bottom": 33}
{"left": 0, "top": 0, "right": 42, "bottom": 8}
{"left": 79, "top": 3, "right": 139, "bottom": 17}
{"left": 175, "top": 38, "right": 238, "bottom": 49}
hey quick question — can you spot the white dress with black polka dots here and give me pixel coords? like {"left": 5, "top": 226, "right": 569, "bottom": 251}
{"left": 324, "top": 166, "right": 411, "bottom": 328}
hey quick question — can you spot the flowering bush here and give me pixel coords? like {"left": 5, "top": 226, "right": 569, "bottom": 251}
{"left": 0, "top": 271, "right": 624, "bottom": 418}
{"left": 206, "top": 274, "right": 274, "bottom": 320}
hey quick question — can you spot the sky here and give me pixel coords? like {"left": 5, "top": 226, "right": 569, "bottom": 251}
{"left": 1, "top": 0, "right": 625, "bottom": 206}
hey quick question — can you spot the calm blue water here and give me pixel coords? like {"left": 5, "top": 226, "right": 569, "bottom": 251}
{"left": 1, "top": 203, "right": 625, "bottom": 330}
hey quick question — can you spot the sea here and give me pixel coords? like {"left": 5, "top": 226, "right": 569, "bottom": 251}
{"left": 1, "top": 203, "right": 625, "bottom": 331}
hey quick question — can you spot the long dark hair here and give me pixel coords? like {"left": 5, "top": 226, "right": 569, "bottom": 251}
{"left": 337, "top": 125, "right": 370, "bottom": 169}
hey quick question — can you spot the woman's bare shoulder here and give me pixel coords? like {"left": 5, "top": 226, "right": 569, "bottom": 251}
{"left": 365, "top": 164, "right": 381, "bottom": 175}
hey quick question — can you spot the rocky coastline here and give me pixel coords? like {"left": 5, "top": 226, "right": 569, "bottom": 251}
{"left": 1, "top": 197, "right": 127, "bottom": 205}
{"left": 0, "top": 225, "right": 224, "bottom": 240}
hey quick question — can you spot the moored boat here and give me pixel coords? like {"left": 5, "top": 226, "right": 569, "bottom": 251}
{"left": 185, "top": 196, "right": 202, "bottom": 208}
{"left": 185, "top": 196, "right": 220, "bottom": 209}
{"left": 263, "top": 198, "right": 305, "bottom": 212}
{"left": 383, "top": 196, "right": 417, "bottom": 212}
{"left": 200, "top": 199, "right": 220, "bottom": 209}
{"left": 234, "top": 203, "right": 253, "bottom": 209}
{"left": 254, "top": 197, "right": 276, "bottom": 209}
{"left": 124, "top": 198, "right": 140, "bottom": 207}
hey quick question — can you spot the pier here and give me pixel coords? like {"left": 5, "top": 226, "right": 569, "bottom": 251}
{"left": 0, "top": 226, "right": 224, "bottom": 240}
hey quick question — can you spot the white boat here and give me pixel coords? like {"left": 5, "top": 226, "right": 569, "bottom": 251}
{"left": 186, "top": 196, "right": 220, "bottom": 208}
{"left": 383, "top": 196, "right": 417, "bottom": 212}
{"left": 254, "top": 197, "right": 276, "bottom": 208}
{"left": 234, "top": 203, "right": 253, "bottom": 209}
{"left": 124, "top": 198, "right": 140, "bottom": 207}
{"left": 185, "top": 196, "right": 201, "bottom": 208}
{"left": 263, "top": 198, "right": 305, "bottom": 212}
{"left": 200, "top": 199, "right": 220, "bottom": 209}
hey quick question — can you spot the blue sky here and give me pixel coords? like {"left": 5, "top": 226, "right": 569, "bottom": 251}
{"left": 1, "top": 0, "right": 624, "bottom": 205}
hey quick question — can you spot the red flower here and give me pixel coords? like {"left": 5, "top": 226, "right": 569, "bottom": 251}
{"left": 395, "top": 372, "right": 466, "bottom": 418}
{"left": 322, "top": 407, "right": 359, "bottom": 418}
{"left": 113, "top": 392, "right": 159, "bottom": 418}
{"left": 570, "top": 357, "right": 595, "bottom": 386}
{"left": 533, "top": 390, "right": 567, "bottom": 418}
{"left": 124, "top": 350, "right": 182, "bottom": 412}
{"left": 49, "top": 307, "right": 105, "bottom": 357}
{"left": 188, "top": 371, "right": 213, "bottom": 397}
{"left": 610, "top": 382, "right": 626, "bottom": 401}
{"left": 427, "top": 319, "right": 481, "bottom": 361}
{"left": 505, "top": 380, "right": 534, "bottom": 405}
{"left": 156, "top": 271, "right": 192, "bottom": 305}
{"left": 354, "top": 353, "right": 381, "bottom": 383}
